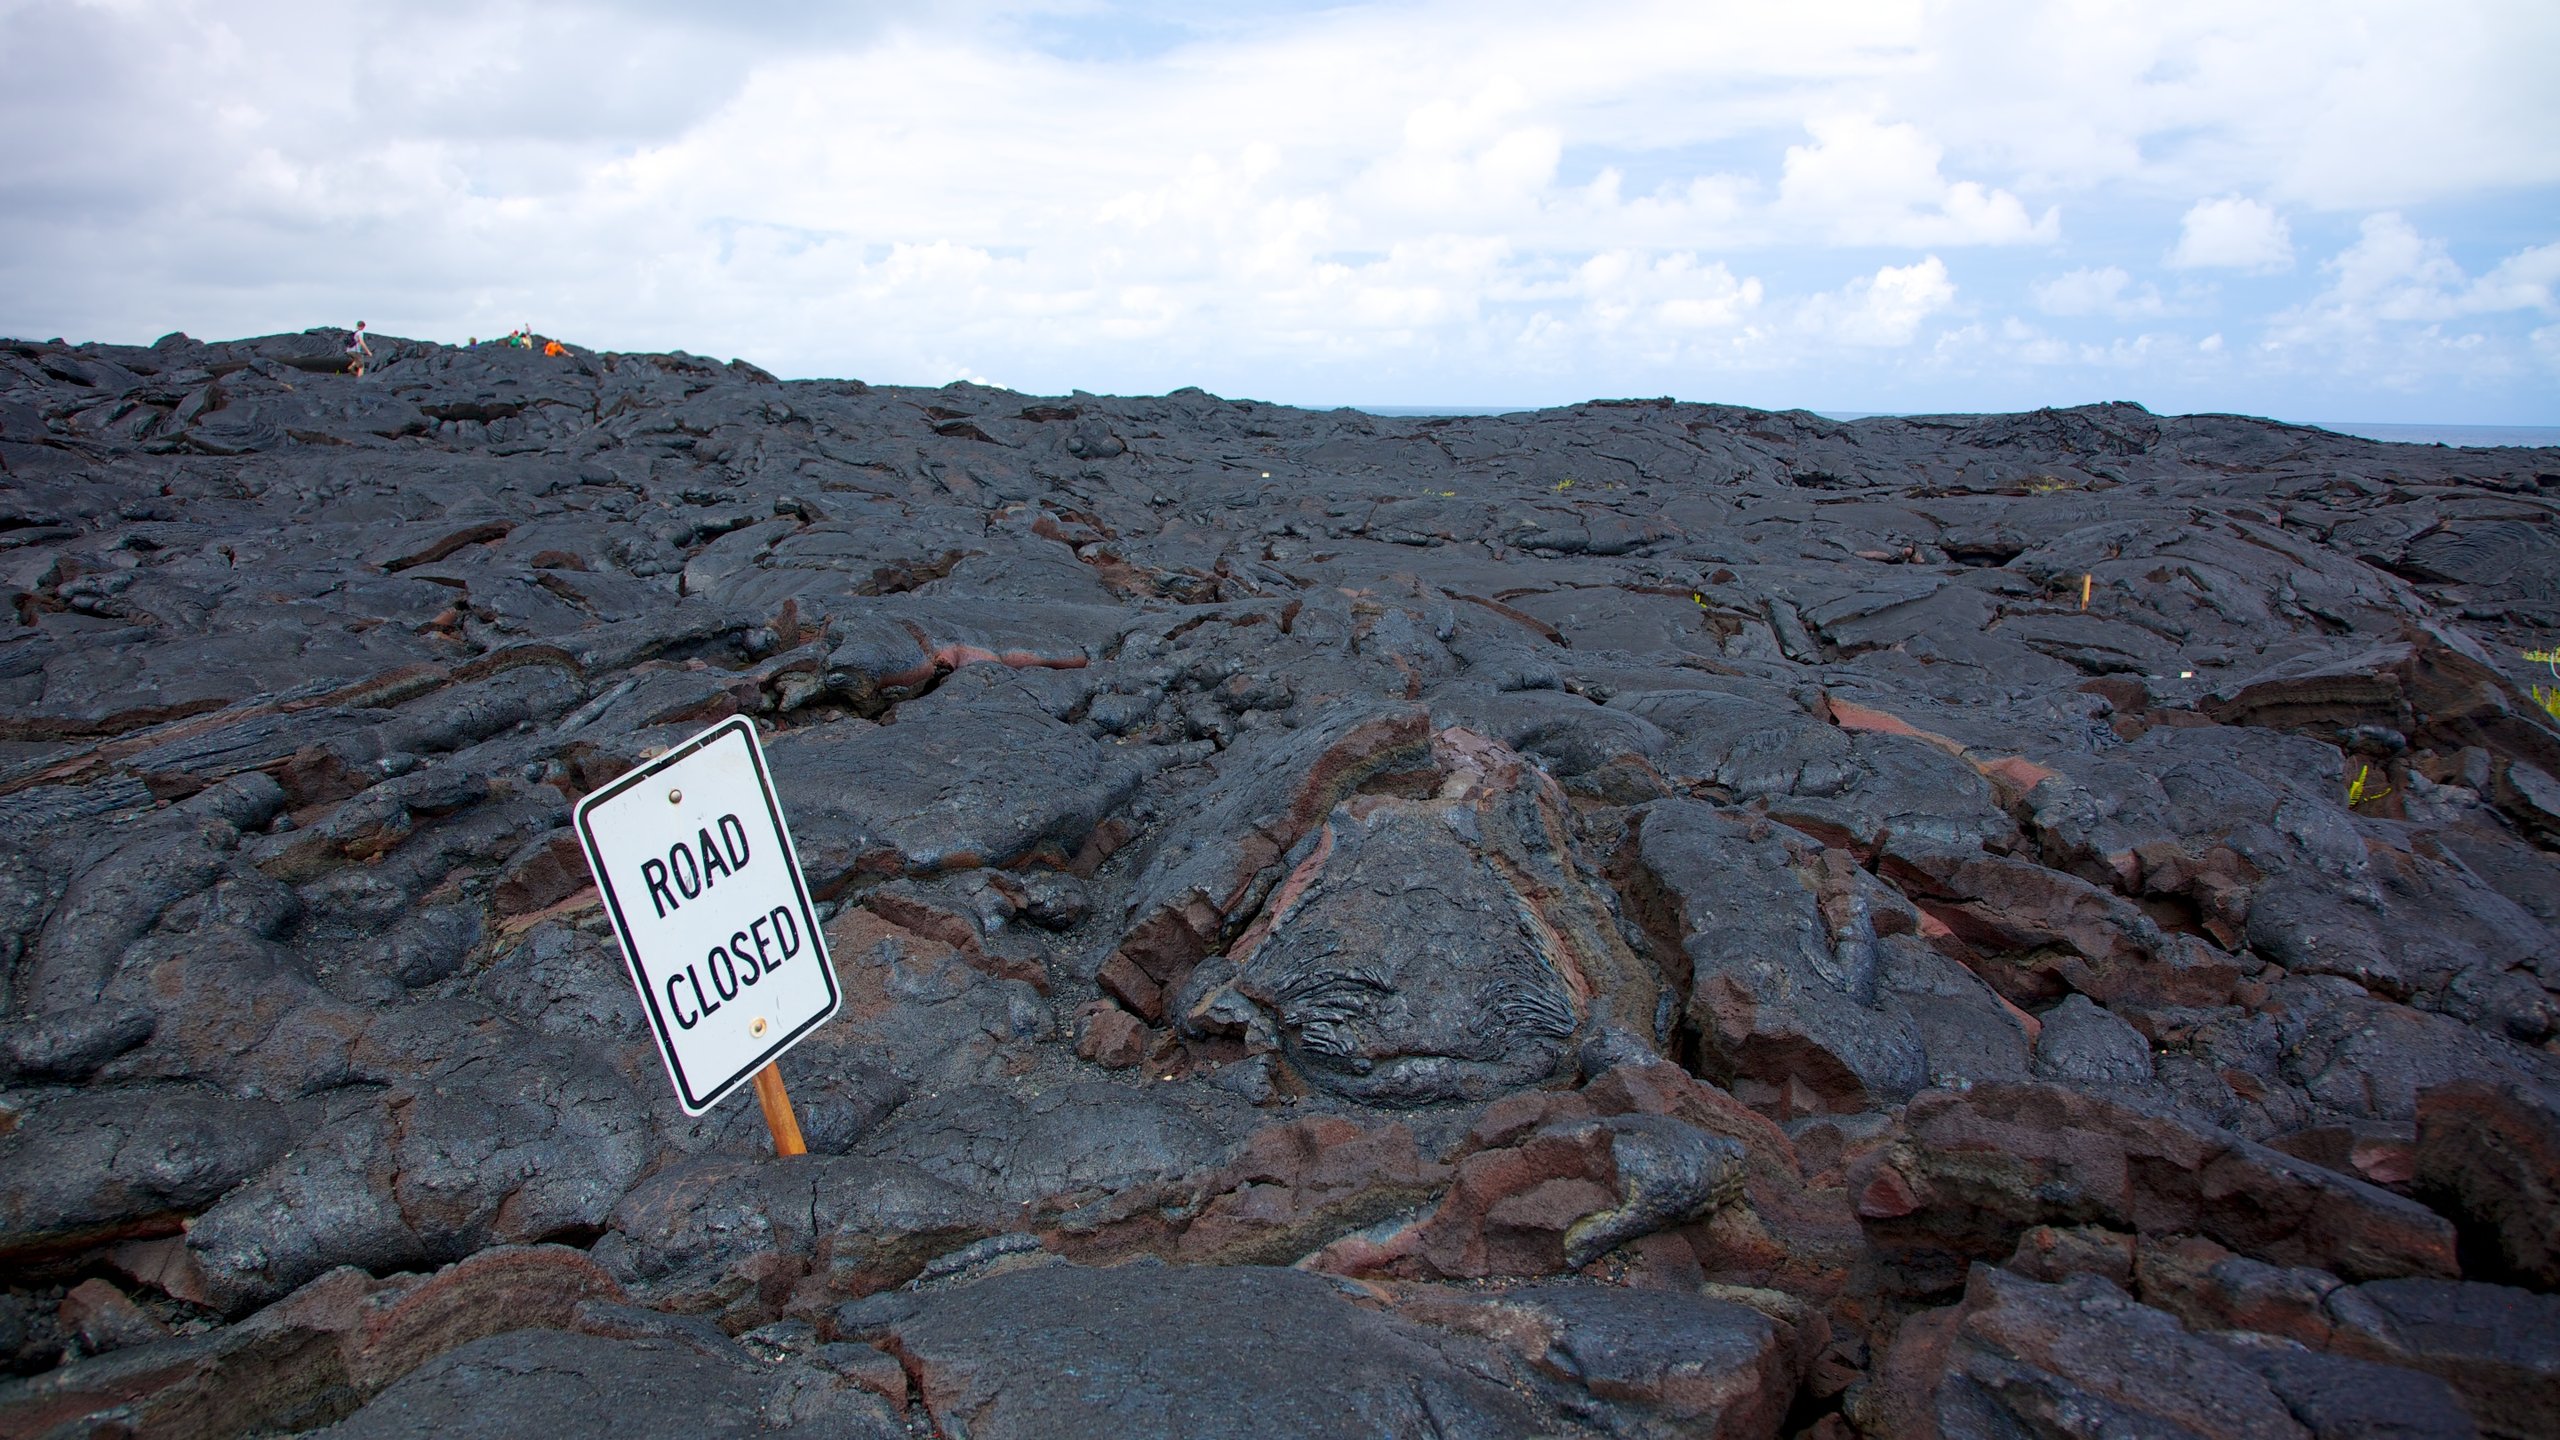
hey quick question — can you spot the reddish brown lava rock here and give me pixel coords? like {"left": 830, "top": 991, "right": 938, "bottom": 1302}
{"left": 1106, "top": 702, "right": 1433, "bottom": 1004}
{"left": 1391, "top": 1280, "right": 1818, "bottom": 1440}
{"left": 1581, "top": 1061, "right": 1869, "bottom": 1301}
{"left": 1174, "top": 1115, "right": 1447, "bottom": 1266}
{"left": 489, "top": 829, "right": 590, "bottom": 917}
{"left": 0, "top": 1246, "right": 624, "bottom": 1439}
{"left": 2268, "top": 1120, "right": 2419, "bottom": 1191}
{"left": 1304, "top": 1064, "right": 1804, "bottom": 1286}
{"left": 2415, "top": 1078, "right": 2560, "bottom": 1290}
{"left": 57, "top": 1277, "right": 171, "bottom": 1354}
{"left": 1856, "top": 1081, "right": 2459, "bottom": 1288}
{"left": 1857, "top": 1264, "right": 2476, "bottom": 1440}
{"left": 1072, "top": 1001, "right": 1148, "bottom": 1070}
{"left": 2137, "top": 1234, "right": 2558, "bottom": 1438}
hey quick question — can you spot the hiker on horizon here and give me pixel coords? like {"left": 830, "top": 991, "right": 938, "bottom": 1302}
{"left": 543, "top": 338, "right": 566, "bottom": 357}
{"left": 344, "top": 321, "right": 371, "bottom": 377}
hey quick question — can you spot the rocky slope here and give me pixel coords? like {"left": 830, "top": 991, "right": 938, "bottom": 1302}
{"left": 2, "top": 326, "right": 2557, "bottom": 1438}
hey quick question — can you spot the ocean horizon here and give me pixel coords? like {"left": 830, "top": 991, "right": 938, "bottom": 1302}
{"left": 1350, "top": 405, "right": 2560, "bottom": 450}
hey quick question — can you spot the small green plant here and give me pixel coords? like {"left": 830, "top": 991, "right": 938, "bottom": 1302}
{"left": 2347, "top": 764, "right": 2392, "bottom": 807}
{"left": 2525, "top": 648, "right": 2560, "bottom": 724}
{"left": 1553, "top": 478, "right": 1575, "bottom": 491}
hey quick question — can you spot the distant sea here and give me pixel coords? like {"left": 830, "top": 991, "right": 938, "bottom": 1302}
{"left": 1353, "top": 406, "right": 2560, "bottom": 450}
{"left": 2300, "top": 421, "right": 2560, "bottom": 449}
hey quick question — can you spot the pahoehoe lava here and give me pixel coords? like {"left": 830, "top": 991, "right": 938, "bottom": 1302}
{"left": 3, "top": 326, "right": 2558, "bottom": 1437}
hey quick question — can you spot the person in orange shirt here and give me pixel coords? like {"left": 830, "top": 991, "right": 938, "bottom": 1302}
{"left": 544, "top": 339, "right": 566, "bottom": 357}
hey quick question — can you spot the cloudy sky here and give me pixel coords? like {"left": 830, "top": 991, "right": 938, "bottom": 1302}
{"left": 4, "top": 1, "right": 2556, "bottom": 421}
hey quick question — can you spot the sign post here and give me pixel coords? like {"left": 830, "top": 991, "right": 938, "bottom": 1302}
{"left": 752, "top": 1067, "right": 808, "bottom": 1156}
{"left": 573, "top": 716, "right": 840, "bottom": 1156}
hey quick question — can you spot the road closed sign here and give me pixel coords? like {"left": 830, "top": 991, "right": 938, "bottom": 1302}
{"left": 574, "top": 716, "right": 840, "bottom": 1114}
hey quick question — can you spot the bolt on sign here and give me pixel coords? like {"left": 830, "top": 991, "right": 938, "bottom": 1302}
{"left": 575, "top": 717, "right": 839, "bottom": 1127}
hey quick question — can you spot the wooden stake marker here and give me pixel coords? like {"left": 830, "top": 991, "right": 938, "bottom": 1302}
{"left": 753, "top": 1064, "right": 806, "bottom": 1157}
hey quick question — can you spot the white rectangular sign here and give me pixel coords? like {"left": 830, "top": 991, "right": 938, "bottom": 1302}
{"left": 574, "top": 716, "right": 840, "bottom": 1114}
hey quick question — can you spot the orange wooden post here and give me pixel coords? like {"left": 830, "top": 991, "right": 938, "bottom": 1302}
{"left": 752, "top": 1063, "right": 806, "bottom": 1157}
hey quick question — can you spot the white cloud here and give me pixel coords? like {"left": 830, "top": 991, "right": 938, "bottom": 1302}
{"left": 1775, "top": 116, "right": 2059, "bottom": 247}
{"left": 2290, "top": 214, "right": 2560, "bottom": 327}
{"left": 1801, "top": 256, "right": 1956, "bottom": 347}
{"left": 2253, "top": 214, "right": 2560, "bottom": 392}
{"left": 2033, "top": 266, "right": 2167, "bottom": 318}
{"left": 1885, "top": 3, "right": 2560, "bottom": 209}
{"left": 1562, "top": 251, "right": 1764, "bottom": 334}
{"left": 2167, "top": 197, "right": 2294, "bottom": 271}
{"left": 2324, "top": 214, "right": 2469, "bottom": 320}
{"left": 2470, "top": 242, "right": 2560, "bottom": 313}
{"left": 1967, "top": 315, "right": 2179, "bottom": 370}
{"left": 0, "top": 0, "right": 2554, "bottom": 416}
{"left": 1348, "top": 80, "right": 1565, "bottom": 223}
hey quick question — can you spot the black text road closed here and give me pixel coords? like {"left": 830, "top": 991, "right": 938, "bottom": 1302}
{"left": 574, "top": 716, "right": 839, "bottom": 1114}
